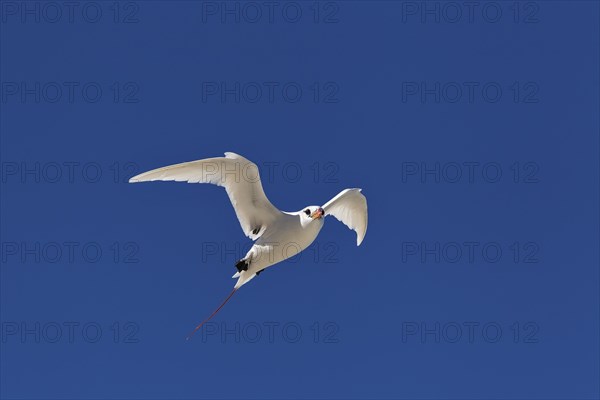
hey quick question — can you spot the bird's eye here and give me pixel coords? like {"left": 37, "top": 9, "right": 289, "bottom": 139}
{"left": 304, "top": 209, "right": 311, "bottom": 216}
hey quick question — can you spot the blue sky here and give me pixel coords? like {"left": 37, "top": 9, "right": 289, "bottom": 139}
{"left": 1, "top": 1, "right": 599, "bottom": 399}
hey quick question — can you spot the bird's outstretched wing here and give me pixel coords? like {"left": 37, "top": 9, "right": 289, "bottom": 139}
{"left": 129, "top": 152, "right": 281, "bottom": 240}
{"left": 322, "top": 188, "right": 368, "bottom": 246}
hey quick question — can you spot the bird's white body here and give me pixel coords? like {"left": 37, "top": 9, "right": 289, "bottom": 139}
{"left": 235, "top": 210, "right": 325, "bottom": 287}
{"left": 129, "top": 152, "right": 367, "bottom": 289}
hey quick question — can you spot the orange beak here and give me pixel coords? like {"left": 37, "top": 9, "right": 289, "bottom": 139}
{"left": 310, "top": 208, "right": 324, "bottom": 219}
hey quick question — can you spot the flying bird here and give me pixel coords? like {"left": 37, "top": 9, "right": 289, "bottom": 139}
{"left": 129, "top": 152, "right": 368, "bottom": 338}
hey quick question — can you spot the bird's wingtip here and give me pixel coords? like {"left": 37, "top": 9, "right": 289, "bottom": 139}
{"left": 224, "top": 152, "right": 243, "bottom": 159}
{"left": 129, "top": 173, "right": 146, "bottom": 183}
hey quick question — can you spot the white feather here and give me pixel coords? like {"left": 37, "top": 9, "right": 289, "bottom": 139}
{"left": 322, "top": 188, "right": 368, "bottom": 246}
{"left": 130, "top": 152, "right": 281, "bottom": 240}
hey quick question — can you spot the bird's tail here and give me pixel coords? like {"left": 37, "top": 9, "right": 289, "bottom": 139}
{"left": 233, "top": 270, "right": 257, "bottom": 289}
{"left": 186, "top": 287, "right": 238, "bottom": 340}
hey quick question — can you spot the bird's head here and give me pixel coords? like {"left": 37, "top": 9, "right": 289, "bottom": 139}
{"left": 301, "top": 206, "right": 325, "bottom": 221}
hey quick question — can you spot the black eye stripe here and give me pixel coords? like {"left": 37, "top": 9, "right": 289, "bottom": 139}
{"left": 304, "top": 209, "right": 311, "bottom": 215}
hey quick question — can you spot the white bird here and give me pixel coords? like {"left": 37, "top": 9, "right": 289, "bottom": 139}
{"left": 129, "top": 152, "right": 368, "bottom": 338}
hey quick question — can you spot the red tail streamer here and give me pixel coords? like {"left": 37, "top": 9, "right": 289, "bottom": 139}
{"left": 186, "top": 288, "right": 238, "bottom": 340}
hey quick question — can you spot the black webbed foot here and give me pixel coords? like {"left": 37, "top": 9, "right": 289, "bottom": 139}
{"left": 235, "top": 259, "right": 249, "bottom": 272}
{"left": 256, "top": 269, "right": 264, "bottom": 276}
